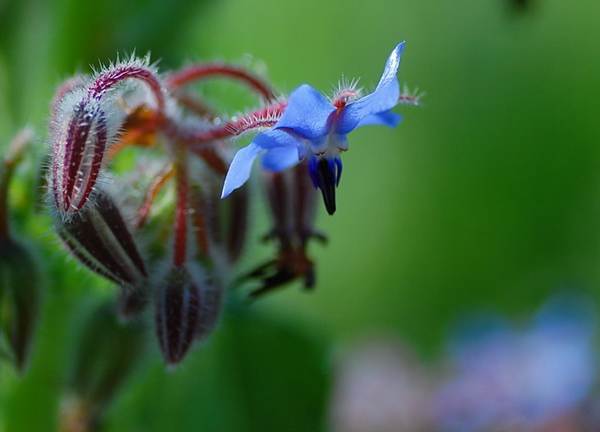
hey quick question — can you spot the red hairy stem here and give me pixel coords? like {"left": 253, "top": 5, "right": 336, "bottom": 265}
{"left": 188, "top": 188, "right": 210, "bottom": 257}
{"left": 105, "top": 123, "right": 157, "bottom": 159}
{"left": 189, "top": 144, "right": 229, "bottom": 176}
{"left": 136, "top": 164, "right": 176, "bottom": 230}
{"left": 171, "top": 92, "right": 218, "bottom": 119}
{"left": 184, "top": 101, "right": 287, "bottom": 144}
{"left": 173, "top": 160, "right": 190, "bottom": 267}
{"left": 87, "top": 64, "right": 166, "bottom": 115}
{"left": 166, "top": 63, "right": 277, "bottom": 102}
{"left": 106, "top": 107, "right": 161, "bottom": 159}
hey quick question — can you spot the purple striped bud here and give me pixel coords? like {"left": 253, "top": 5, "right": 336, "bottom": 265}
{"left": 155, "top": 264, "right": 223, "bottom": 365}
{"left": 49, "top": 57, "right": 163, "bottom": 216}
{"left": 56, "top": 188, "right": 147, "bottom": 288}
{"left": 50, "top": 97, "right": 112, "bottom": 214}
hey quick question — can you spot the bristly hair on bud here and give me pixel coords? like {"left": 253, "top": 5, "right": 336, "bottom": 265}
{"left": 154, "top": 263, "right": 223, "bottom": 366}
{"left": 50, "top": 95, "right": 113, "bottom": 215}
{"left": 56, "top": 188, "right": 148, "bottom": 288}
{"left": 48, "top": 54, "right": 165, "bottom": 216}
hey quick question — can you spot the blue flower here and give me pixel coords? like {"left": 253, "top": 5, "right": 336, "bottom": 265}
{"left": 221, "top": 42, "right": 405, "bottom": 215}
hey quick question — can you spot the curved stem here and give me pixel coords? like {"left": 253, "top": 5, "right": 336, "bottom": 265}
{"left": 166, "top": 63, "right": 277, "bottom": 102}
{"left": 173, "top": 158, "right": 189, "bottom": 267}
{"left": 87, "top": 64, "right": 166, "bottom": 115}
{"left": 175, "top": 100, "right": 287, "bottom": 145}
{"left": 136, "top": 164, "right": 176, "bottom": 230}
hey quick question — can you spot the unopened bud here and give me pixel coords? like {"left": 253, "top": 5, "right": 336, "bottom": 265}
{"left": 50, "top": 97, "right": 111, "bottom": 214}
{"left": 49, "top": 57, "right": 163, "bottom": 215}
{"left": 154, "top": 264, "right": 223, "bottom": 365}
{"left": 56, "top": 188, "right": 147, "bottom": 288}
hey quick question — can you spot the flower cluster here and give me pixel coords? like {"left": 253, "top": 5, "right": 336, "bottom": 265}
{"left": 43, "top": 44, "right": 411, "bottom": 365}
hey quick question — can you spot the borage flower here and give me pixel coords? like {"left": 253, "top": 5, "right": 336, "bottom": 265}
{"left": 221, "top": 42, "right": 405, "bottom": 214}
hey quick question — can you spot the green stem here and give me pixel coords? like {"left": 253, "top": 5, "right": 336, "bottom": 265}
{"left": 0, "top": 161, "right": 12, "bottom": 240}
{"left": 0, "top": 129, "right": 34, "bottom": 240}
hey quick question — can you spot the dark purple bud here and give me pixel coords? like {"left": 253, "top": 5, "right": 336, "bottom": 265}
{"left": 155, "top": 264, "right": 223, "bottom": 365}
{"left": 56, "top": 188, "right": 147, "bottom": 288}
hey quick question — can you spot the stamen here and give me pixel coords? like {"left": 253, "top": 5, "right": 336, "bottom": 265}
{"left": 308, "top": 157, "right": 339, "bottom": 215}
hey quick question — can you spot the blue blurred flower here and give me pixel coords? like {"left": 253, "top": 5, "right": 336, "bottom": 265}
{"left": 434, "top": 293, "right": 597, "bottom": 432}
{"left": 221, "top": 42, "right": 405, "bottom": 214}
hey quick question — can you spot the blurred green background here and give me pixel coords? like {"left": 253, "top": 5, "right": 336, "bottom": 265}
{"left": 2, "top": 0, "right": 600, "bottom": 430}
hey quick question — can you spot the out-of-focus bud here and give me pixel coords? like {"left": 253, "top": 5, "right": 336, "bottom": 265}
{"left": 56, "top": 188, "right": 148, "bottom": 288}
{"left": 59, "top": 300, "right": 148, "bottom": 432}
{"left": 115, "top": 285, "right": 148, "bottom": 319}
{"left": 223, "top": 184, "right": 249, "bottom": 265}
{"left": 240, "top": 160, "right": 325, "bottom": 297}
{"left": 154, "top": 263, "right": 223, "bottom": 365}
{"left": 0, "top": 128, "right": 41, "bottom": 372}
{"left": 0, "top": 238, "right": 41, "bottom": 372}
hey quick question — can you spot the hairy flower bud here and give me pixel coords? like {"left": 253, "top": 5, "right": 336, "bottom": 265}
{"left": 49, "top": 57, "right": 163, "bottom": 216}
{"left": 154, "top": 264, "right": 223, "bottom": 365}
{"left": 50, "top": 96, "right": 114, "bottom": 214}
{"left": 56, "top": 188, "right": 147, "bottom": 288}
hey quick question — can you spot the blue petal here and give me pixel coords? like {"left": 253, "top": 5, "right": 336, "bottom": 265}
{"left": 336, "top": 43, "right": 404, "bottom": 134}
{"left": 221, "top": 143, "right": 263, "bottom": 198}
{"left": 356, "top": 111, "right": 403, "bottom": 129}
{"left": 375, "top": 42, "right": 405, "bottom": 92}
{"left": 222, "top": 129, "right": 304, "bottom": 198}
{"left": 252, "top": 128, "right": 302, "bottom": 150}
{"left": 261, "top": 146, "right": 302, "bottom": 172}
{"left": 275, "top": 84, "right": 336, "bottom": 139}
